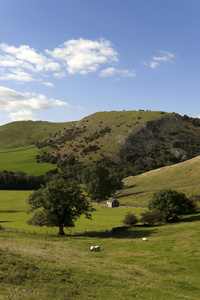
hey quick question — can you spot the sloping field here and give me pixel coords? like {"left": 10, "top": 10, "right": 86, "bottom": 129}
{"left": 0, "top": 147, "right": 57, "bottom": 175}
{"left": 117, "top": 155, "right": 200, "bottom": 207}
{"left": 0, "top": 120, "right": 70, "bottom": 148}
{"left": 0, "top": 189, "right": 200, "bottom": 299}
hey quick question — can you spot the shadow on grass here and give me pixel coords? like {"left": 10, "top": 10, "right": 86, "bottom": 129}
{"left": 117, "top": 191, "right": 144, "bottom": 199}
{"left": 0, "top": 220, "right": 11, "bottom": 223}
{"left": 180, "top": 212, "right": 200, "bottom": 223}
{"left": 123, "top": 184, "right": 136, "bottom": 189}
{"left": 70, "top": 227, "right": 157, "bottom": 239}
{"left": 0, "top": 210, "right": 24, "bottom": 213}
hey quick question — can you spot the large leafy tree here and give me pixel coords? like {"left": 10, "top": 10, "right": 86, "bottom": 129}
{"left": 81, "top": 165, "right": 122, "bottom": 201}
{"left": 149, "top": 189, "right": 197, "bottom": 221}
{"left": 26, "top": 178, "right": 95, "bottom": 235}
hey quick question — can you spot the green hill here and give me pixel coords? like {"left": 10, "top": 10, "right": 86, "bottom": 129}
{"left": 36, "top": 110, "right": 200, "bottom": 176}
{"left": 116, "top": 155, "right": 200, "bottom": 207}
{"left": 0, "top": 120, "right": 71, "bottom": 148}
{"left": 1, "top": 110, "right": 200, "bottom": 177}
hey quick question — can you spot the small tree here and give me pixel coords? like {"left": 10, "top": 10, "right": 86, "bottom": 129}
{"left": 26, "top": 178, "right": 95, "bottom": 235}
{"left": 122, "top": 212, "right": 138, "bottom": 227}
{"left": 149, "top": 189, "right": 197, "bottom": 222}
{"left": 140, "top": 209, "right": 165, "bottom": 226}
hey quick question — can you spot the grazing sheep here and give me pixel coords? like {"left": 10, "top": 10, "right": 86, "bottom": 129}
{"left": 142, "top": 237, "right": 148, "bottom": 241}
{"left": 90, "top": 245, "right": 100, "bottom": 251}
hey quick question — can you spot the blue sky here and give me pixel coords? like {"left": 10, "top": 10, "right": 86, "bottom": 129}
{"left": 0, "top": 0, "right": 199, "bottom": 124}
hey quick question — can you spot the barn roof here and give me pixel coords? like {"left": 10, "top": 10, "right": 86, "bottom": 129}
{"left": 107, "top": 198, "right": 118, "bottom": 203}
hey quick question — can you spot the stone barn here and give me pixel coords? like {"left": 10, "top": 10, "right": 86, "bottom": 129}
{"left": 107, "top": 198, "right": 119, "bottom": 208}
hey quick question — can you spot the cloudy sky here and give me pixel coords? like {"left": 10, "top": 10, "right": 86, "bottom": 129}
{"left": 0, "top": 0, "right": 199, "bottom": 124}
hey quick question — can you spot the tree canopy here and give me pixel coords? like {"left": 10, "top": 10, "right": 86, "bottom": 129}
{"left": 148, "top": 189, "right": 197, "bottom": 221}
{"left": 26, "top": 178, "right": 95, "bottom": 235}
{"left": 81, "top": 165, "right": 123, "bottom": 201}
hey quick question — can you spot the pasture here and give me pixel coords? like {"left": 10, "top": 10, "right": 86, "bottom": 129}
{"left": 0, "top": 190, "right": 200, "bottom": 299}
{"left": 117, "top": 155, "right": 200, "bottom": 207}
{"left": 0, "top": 147, "right": 57, "bottom": 176}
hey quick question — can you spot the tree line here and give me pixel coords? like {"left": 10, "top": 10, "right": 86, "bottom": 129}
{"left": 0, "top": 169, "right": 59, "bottom": 190}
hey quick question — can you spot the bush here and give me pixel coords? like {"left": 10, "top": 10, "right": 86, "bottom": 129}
{"left": 140, "top": 209, "right": 165, "bottom": 226}
{"left": 122, "top": 212, "right": 138, "bottom": 226}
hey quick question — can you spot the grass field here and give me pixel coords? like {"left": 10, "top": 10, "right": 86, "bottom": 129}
{"left": 0, "top": 190, "right": 144, "bottom": 234}
{"left": 0, "top": 147, "right": 57, "bottom": 175}
{"left": 116, "top": 155, "right": 200, "bottom": 207}
{"left": 0, "top": 190, "right": 200, "bottom": 299}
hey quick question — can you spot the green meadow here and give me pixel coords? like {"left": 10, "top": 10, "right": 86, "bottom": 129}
{"left": 0, "top": 190, "right": 144, "bottom": 234}
{"left": 0, "top": 147, "right": 57, "bottom": 175}
{"left": 0, "top": 190, "right": 200, "bottom": 299}
{"left": 0, "top": 148, "right": 200, "bottom": 299}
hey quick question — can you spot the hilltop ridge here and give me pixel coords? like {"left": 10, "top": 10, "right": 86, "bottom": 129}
{"left": 1, "top": 110, "right": 200, "bottom": 177}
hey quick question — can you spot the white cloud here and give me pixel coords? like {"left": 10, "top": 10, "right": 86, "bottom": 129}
{"left": 0, "top": 69, "right": 34, "bottom": 82}
{"left": 0, "top": 43, "right": 60, "bottom": 72}
{"left": 0, "top": 38, "right": 134, "bottom": 83}
{"left": 53, "top": 71, "right": 66, "bottom": 79}
{"left": 144, "top": 50, "right": 175, "bottom": 69}
{"left": 46, "top": 38, "right": 119, "bottom": 75}
{"left": 153, "top": 51, "right": 175, "bottom": 62}
{"left": 51, "top": 99, "right": 71, "bottom": 108}
{"left": 41, "top": 82, "right": 54, "bottom": 87}
{"left": 0, "top": 43, "right": 61, "bottom": 83}
{"left": 9, "top": 110, "right": 37, "bottom": 121}
{"left": 143, "top": 61, "right": 159, "bottom": 69}
{"left": 78, "top": 105, "right": 84, "bottom": 110}
{"left": 0, "top": 86, "right": 71, "bottom": 121}
{"left": 99, "top": 67, "right": 136, "bottom": 78}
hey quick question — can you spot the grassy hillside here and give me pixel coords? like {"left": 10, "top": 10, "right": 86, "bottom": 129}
{"left": 0, "top": 146, "right": 57, "bottom": 175}
{"left": 36, "top": 111, "right": 200, "bottom": 177}
{"left": 40, "top": 110, "right": 168, "bottom": 163}
{"left": 0, "top": 189, "right": 200, "bottom": 299}
{"left": 116, "top": 155, "right": 200, "bottom": 207}
{"left": 1, "top": 110, "right": 200, "bottom": 178}
{"left": 0, "top": 120, "right": 71, "bottom": 148}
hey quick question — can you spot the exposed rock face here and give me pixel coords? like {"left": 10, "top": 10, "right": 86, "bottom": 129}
{"left": 120, "top": 114, "right": 200, "bottom": 161}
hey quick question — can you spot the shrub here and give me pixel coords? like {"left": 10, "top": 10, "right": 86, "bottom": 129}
{"left": 140, "top": 209, "right": 165, "bottom": 226}
{"left": 122, "top": 212, "right": 138, "bottom": 227}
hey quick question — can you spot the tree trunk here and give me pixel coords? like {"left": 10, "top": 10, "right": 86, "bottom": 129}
{"left": 58, "top": 225, "right": 65, "bottom": 235}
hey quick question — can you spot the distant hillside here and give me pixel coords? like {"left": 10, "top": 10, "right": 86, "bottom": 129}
{"left": 1, "top": 110, "right": 200, "bottom": 177}
{"left": 35, "top": 110, "right": 200, "bottom": 176}
{"left": 0, "top": 120, "right": 71, "bottom": 148}
{"left": 117, "top": 155, "right": 200, "bottom": 207}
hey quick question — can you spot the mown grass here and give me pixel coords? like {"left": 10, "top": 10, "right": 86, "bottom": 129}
{"left": 0, "top": 147, "right": 57, "bottom": 175}
{"left": 0, "top": 190, "right": 200, "bottom": 299}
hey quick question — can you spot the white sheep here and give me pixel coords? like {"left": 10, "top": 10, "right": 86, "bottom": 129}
{"left": 90, "top": 245, "right": 100, "bottom": 251}
{"left": 142, "top": 237, "right": 148, "bottom": 242}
